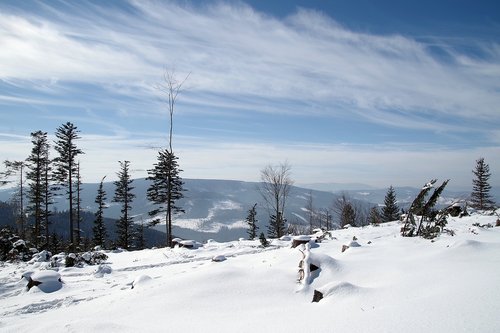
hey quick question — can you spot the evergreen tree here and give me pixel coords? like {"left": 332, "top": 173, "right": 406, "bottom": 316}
{"left": 53, "top": 122, "right": 84, "bottom": 249}
{"left": 75, "top": 161, "right": 83, "bottom": 249}
{"left": 267, "top": 212, "right": 286, "bottom": 238}
{"left": 245, "top": 203, "right": 259, "bottom": 240}
{"left": 49, "top": 231, "right": 63, "bottom": 254}
{"left": 114, "top": 161, "right": 135, "bottom": 250}
{"left": 259, "top": 232, "right": 269, "bottom": 247}
{"left": 382, "top": 185, "right": 399, "bottom": 222}
{"left": 26, "top": 131, "right": 50, "bottom": 247}
{"left": 369, "top": 206, "right": 382, "bottom": 224}
{"left": 93, "top": 176, "right": 108, "bottom": 248}
{"left": 471, "top": 158, "right": 495, "bottom": 210}
{"left": 340, "top": 202, "right": 356, "bottom": 227}
{"left": 42, "top": 147, "right": 56, "bottom": 249}
{"left": 135, "top": 221, "right": 146, "bottom": 250}
{"left": 147, "top": 149, "right": 185, "bottom": 247}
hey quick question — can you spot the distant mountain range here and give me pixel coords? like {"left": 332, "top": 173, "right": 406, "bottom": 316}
{"left": 0, "top": 178, "right": 497, "bottom": 242}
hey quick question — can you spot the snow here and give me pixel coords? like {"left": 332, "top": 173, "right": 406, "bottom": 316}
{"left": 1, "top": 212, "right": 500, "bottom": 332}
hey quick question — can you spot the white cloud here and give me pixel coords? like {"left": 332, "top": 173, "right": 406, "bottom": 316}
{"left": 0, "top": 1, "right": 498, "bottom": 127}
{"left": 0, "top": 1, "right": 499, "bottom": 189}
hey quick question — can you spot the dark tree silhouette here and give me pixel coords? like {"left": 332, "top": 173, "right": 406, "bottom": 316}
{"left": 471, "top": 158, "right": 495, "bottom": 210}
{"left": 114, "top": 161, "right": 135, "bottom": 250}
{"left": 382, "top": 186, "right": 399, "bottom": 222}
{"left": 147, "top": 150, "right": 184, "bottom": 247}
{"left": 53, "top": 122, "right": 83, "bottom": 250}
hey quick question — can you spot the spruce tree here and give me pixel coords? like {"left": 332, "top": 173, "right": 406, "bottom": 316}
{"left": 26, "top": 131, "right": 50, "bottom": 247}
{"left": 93, "top": 176, "right": 108, "bottom": 248}
{"left": 75, "top": 161, "right": 83, "bottom": 249}
{"left": 114, "top": 161, "right": 135, "bottom": 250}
{"left": 42, "top": 147, "right": 55, "bottom": 248}
{"left": 259, "top": 232, "right": 269, "bottom": 247}
{"left": 471, "top": 158, "right": 495, "bottom": 210}
{"left": 369, "top": 206, "right": 382, "bottom": 224}
{"left": 147, "top": 149, "right": 185, "bottom": 247}
{"left": 341, "top": 202, "right": 356, "bottom": 227}
{"left": 135, "top": 221, "right": 146, "bottom": 250}
{"left": 53, "top": 122, "right": 84, "bottom": 249}
{"left": 245, "top": 203, "right": 259, "bottom": 240}
{"left": 382, "top": 185, "right": 399, "bottom": 222}
{"left": 267, "top": 212, "right": 286, "bottom": 238}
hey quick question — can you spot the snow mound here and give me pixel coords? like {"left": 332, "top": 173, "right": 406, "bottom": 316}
{"left": 131, "top": 274, "right": 153, "bottom": 289}
{"left": 348, "top": 240, "right": 361, "bottom": 247}
{"left": 453, "top": 239, "right": 485, "bottom": 249}
{"left": 212, "top": 255, "right": 227, "bottom": 262}
{"left": 27, "top": 270, "right": 63, "bottom": 293}
{"left": 317, "top": 281, "right": 365, "bottom": 299}
{"left": 94, "top": 264, "right": 112, "bottom": 278}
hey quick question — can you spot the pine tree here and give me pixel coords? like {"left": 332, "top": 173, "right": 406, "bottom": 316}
{"left": 147, "top": 149, "right": 185, "bottom": 247}
{"left": 340, "top": 202, "right": 356, "bottom": 227}
{"left": 42, "top": 148, "right": 56, "bottom": 249}
{"left": 114, "top": 161, "right": 135, "bottom": 250}
{"left": 369, "top": 206, "right": 382, "bottom": 224}
{"left": 53, "top": 122, "right": 84, "bottom": 250}
{"left": 382, "top": 185, "right": 399, "bottom": 222}
{"left": 259, "top": 232, "right": 269, "bottom": 247}
{"left": 135, "top": 221, "right": 146, "bottom": 250}
{"left": 471, "top": 158, "right": 495, "bottom": 210}
{"left": 75, "top": 161, "right": 83, "bottom": 249}
{"left": 267, "top": 212, "right": 286, "bottom": 238}
{"left": 93, "top": 176, "right": 108, "bottom": 248}
{"left": 26, "top": 131, "right": 50, "bottom": 247}
{"left": 245, "top": 203, "right": 259, "bottom": 240}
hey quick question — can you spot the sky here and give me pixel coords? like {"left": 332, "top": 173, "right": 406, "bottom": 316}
{"left": 1, "top": 0, "right": 499, "bottom": 190}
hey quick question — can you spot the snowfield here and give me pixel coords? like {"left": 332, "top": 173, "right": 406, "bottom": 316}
{"left": 1, "top": 212, "right": 499, "bottom": 332}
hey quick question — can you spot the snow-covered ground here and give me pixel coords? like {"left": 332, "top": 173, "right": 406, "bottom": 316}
{"left": 1, "top": 212, "right": 499, "bottom": 332}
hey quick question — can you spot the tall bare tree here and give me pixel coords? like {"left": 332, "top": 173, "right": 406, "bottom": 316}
{"left": 1, "top": 160, "right": 27, "bottom": 237}
{"left": 156, "top": 70, "right": 190, "bottom": 153}
{"left": 259, "top": 161, "right": 293, "bottom": 238}
{"left": 305, "top": 190, "right": 315, "bottom": 234}
{"left": 147, "top": 70, "right": 189, "bottom": 247}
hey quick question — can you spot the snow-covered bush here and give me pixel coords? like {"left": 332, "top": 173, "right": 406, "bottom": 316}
{"left": 65, "top": 251, "right": 108, "bottom": 267}
{"left": 0, "top": 228, "right": 40, "bottom": 262}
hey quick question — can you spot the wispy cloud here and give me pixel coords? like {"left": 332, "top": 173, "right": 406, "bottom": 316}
{"left": 1, "top": 1, "right": 499, "bottom": 123}
{"left": 0, "top": 1, "right": 499, "bottom": 187}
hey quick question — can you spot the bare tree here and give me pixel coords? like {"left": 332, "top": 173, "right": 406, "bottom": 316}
{"left": 332, "top": 192, "right": 357, "bottom": 228}
{"left": 259, "top": 161, "right": 293, "bottom": 238}
{"left": 2, "top": 160, "right": 27, "bottom": 237}
{"left": 305, "top": 190, "right": 315, "bottom": 234}
{"left": 156, "top": 70, "right": 190, "bottom": 153}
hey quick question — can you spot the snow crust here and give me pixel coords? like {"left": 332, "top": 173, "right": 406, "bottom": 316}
{"left": 1, "top": 212, "right": 499, "bottom": 332}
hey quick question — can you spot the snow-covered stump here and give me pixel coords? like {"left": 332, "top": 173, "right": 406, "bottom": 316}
{"left": 292, "top": 235, "right": 311, "bottom": 248}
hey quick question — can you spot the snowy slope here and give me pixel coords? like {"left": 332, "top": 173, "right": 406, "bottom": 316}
{"left": 1, "top": 212, "right": 499, "bottom": 332}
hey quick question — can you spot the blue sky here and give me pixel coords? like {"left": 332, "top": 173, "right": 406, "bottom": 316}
{"left": 1, "top": 0, "right": 499, "bottom": 189}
